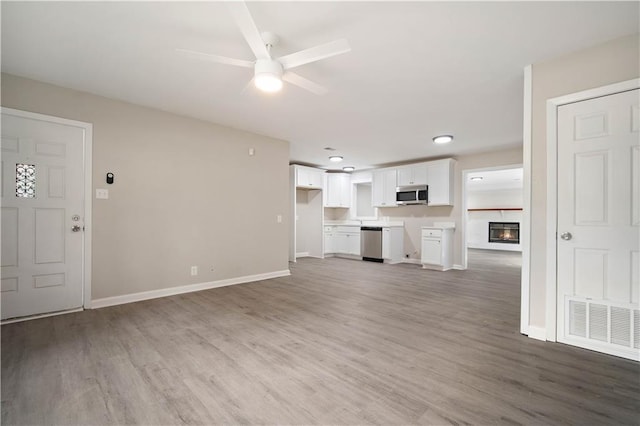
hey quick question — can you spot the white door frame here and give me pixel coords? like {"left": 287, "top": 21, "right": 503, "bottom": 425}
{"left": 544, "top": 78, "right": 640, "bottom": 341}
{"left": 1, "top": 107, "right": 93, "bottom": 311}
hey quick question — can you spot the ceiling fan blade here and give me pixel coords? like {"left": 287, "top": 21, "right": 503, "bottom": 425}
{"left": 278, "top": 39, "right": 350, "bottom": 70}
{"left": 176, "top": 48, "right": 254, "bottom": 68}
{"left": 226, "top": 1, "right": 270, "bottom": 60}
{"left": 283, "top": 72, "right": 328, "bottom": 95}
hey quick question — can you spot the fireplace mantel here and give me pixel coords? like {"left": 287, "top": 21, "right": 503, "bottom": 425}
{"left": 467, "top": 208, "right": 523, "bottom": 211}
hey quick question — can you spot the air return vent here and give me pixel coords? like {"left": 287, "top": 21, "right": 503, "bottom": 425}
{"left": 567, "top": 298, "right": 639, "bottom": 350}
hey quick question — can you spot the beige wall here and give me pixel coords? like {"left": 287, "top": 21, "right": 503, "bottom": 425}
{"left": 529, "top": 34, "right": 640, "bottom": 328}
{"left": 382, "top": 147, "right": 523, "bottom": 264}
{"left": 1, "top": 74, "right": 290, "bottom": 300}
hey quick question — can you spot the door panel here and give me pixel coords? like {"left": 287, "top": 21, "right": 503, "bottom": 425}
{"left": 1, "top": 110, "right": 86, "bottom": 320}
{"left": 557, "top": 89, "right": 639, "bottom": 360}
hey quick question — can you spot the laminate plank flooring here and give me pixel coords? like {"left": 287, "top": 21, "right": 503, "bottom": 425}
{"left": 2, "top": 249, "right": 639, "bottom": 425}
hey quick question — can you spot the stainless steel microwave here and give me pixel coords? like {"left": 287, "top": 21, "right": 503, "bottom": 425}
{"left": 396, "top": 185, "right": 428, "bottom": 205}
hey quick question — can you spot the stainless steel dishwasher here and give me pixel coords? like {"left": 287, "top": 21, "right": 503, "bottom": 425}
{"left": 361, "top": 226, "right": 383, "bottom": 262}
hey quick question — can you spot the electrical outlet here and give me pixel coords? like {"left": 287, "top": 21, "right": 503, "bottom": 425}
{"left": 277, "top": 214, "right": 282, "bottom": 223}
{"left": 190, "top": 266, "right": 198, "bottom": 276}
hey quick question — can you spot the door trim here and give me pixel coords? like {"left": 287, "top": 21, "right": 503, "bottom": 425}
{"left": 544, "top": 78, "right": 640, "bottom": 341}
{"left": 1, "top": 107, "right": 93, "bottom": 310}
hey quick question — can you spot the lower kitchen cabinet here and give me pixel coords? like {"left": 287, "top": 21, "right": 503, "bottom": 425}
{"left": 382, "top": 227, "right": 404, "bottom": 263}
{"left": 421, "top": 227, "right": 454, "bottom": 271}
{"left": 324, "top": 226, "right": 360, "bottom": 257}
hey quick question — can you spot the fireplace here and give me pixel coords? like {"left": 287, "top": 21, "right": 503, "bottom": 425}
{"left": 488, "top": 222, "right": 520, "bottom": 244}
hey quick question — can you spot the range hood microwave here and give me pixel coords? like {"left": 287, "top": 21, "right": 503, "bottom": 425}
{"left": 396, "top": 185, "right": 428, "bottom": 205}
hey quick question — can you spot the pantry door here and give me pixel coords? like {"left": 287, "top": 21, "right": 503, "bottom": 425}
{"left": 556, "top": 88, "right": 639, "bottom": 360}
{"left": 1, "top": 108, "right": 92, "bottom": 320}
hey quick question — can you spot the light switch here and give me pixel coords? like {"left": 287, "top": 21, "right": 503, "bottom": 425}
{"left": 277, "top": 214, "right": 282, "bottom": 223}
{"left": 96, "top": 189, "right": 109, "bottom": 199}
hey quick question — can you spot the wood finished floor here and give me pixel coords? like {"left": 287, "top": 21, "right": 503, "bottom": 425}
{"left": 2, "top": 249, "right": 639, "bottom": 425}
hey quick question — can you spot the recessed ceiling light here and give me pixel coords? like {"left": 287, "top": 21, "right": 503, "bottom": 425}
{"left": 470, "top": 176, "right": 483, "bottom": 181}
{"left": 433, "top": 135, "right": 454, "bottom": 144}
{"left": 329, "top": 156, "right": 343, "bottom": 162}
{"left": 342, "top": 166, "right": 355, "bottom": 172}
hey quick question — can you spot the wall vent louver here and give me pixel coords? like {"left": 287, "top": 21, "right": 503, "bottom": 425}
{"left": 566, "top": 298, "right": 640, "bottom": 357}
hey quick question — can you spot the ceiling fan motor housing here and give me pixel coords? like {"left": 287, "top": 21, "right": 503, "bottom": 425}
{"left": 255, "top": 59, "right": 283, "bottom": 78}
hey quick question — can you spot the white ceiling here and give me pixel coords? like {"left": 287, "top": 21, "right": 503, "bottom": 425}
{"left": 467, "top": 168, "right": 523, "bottom": 191}
{"left": 2, "top": 2, "right": 638, "bottom": 171}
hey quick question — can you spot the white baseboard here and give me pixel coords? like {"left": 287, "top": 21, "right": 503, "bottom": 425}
{"left": 295, "top": 252, "right": 309, "bottom": 258}
{"left": 453, "top": 264, "right": 465, "bottom": 270}
{"left": 90, "top": 269, "right": 291, "bottom": 309}
{"left": 527, "top": 325, "right": 547, "bottom": 341}
{"left": 400, "top": 258, "right": 422, "bottom": 265}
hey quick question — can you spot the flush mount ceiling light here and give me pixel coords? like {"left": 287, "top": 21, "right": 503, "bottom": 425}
{"left": 433, "top": 135, "right": 454, "bottom": 144}
{"left": 342, "top": 166, "right": 355, "bottom": 172}
{"left": 329, "top": 156, "right": 343, "bottom": 162}
{"left": 470, "top": 176, "right": 483, "bottom": 181}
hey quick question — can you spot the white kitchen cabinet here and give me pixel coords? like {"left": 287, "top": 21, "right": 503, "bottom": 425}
{"left": 421, "top": 227, "right": 454, "bottom": 271}
{"left": 372, "top": 168, "right": 398, "bottom": 207}
{"left": 382, "top": 227, "right": 404, "bottom": 263}
{"left": 295, "top": 165, "right": 325, "bottom": 189}
{"left": 324, "top": 226, "right": 335, "bottom": 255}
{"left": 397, "top": 163, "right": 427, "bottom": 186}
{"left": 425, "top": 159, "right": 455, "bottom": 206}
{"left": 333, "top": 226, "right": 361, "bottom": 256}
{"left": 324, "top": 173, "right": 351, "bottom": 208}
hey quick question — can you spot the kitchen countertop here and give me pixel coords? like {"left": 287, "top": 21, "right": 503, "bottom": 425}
{"left": 422, "top": 221, "right": 456, "bottom": 230}
{"left": 325, "top": 220, "right": 404, "bottom": 228}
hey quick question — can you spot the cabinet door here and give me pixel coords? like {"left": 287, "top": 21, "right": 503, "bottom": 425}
{"left": 383, "top": 169, "right": 398, "bottom": 206}
{"left": 382, "top": 228, "right": 391, "bottom": 259}
{"left": 347, "top": 233, "right": 361, "bottom": 256}
{"left": 373, "top": 168, "right": 398, "bottom": 207}
{"left": 333, "top": 233, "right": 347, "bottom": 254}
{"left": 296, "top": 167, "right": 323, "bottom": 189}
{"left": 426, "top": 160, "right": 453, "bottom": 205}
{"left": 398, "top": 164, "right": 427, "bottom": 186}
{"left": 338, "top": 174, "right": 351, "bottom": 207}
{"left": 324, "top": 232, "right": 334, "bottom": 254}
{"left": 421, "top": 239, "right": 441, "bottom": 265}
{"left": 397, "top": 167, "right": 414, "bottom": 186}
{"left": 372, "top": 170, "right": 386, "bottom": 207}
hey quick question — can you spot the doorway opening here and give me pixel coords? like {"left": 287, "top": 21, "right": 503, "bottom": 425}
{"left": 462, "top": 166, "right": 523, "bottom": 271}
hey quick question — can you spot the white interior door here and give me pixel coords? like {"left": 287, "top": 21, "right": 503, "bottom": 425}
{"left": 556, "top": 89, "right": 639, "bottom": 360}
{"left": 1, "top": 109, "right": 87, "bottom": 320}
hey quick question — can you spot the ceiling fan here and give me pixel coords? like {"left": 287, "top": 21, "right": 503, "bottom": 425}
{"left": 177, "top": 1, "right": 350, "bottom": 95}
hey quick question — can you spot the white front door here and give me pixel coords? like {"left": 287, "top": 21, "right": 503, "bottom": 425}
{"left": 556, "top": 89, "right": 639, "bottom": 360}
{"left": 1, "top": 109, "right": 89, "bottom": 320}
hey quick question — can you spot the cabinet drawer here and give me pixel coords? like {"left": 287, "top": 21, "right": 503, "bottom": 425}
{"left": 422, "top": 229, "right": 442, "bottom": 238}
{"left": 336, "top": 226, "right": 359, "bottom": 233}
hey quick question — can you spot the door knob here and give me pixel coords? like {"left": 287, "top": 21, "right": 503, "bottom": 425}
{"left": 71, "top": 225, "right": 82, "bottom": 232}
{"left": 560, "top": 232, "right": 572, "bottom": 241}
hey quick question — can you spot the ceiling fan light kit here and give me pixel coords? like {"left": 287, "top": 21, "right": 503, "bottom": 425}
{"left": 254, "top": 59, "right": 284, "bottom": 92}
{"left": 433, "top": 135, "right": 454, "bottom": 144}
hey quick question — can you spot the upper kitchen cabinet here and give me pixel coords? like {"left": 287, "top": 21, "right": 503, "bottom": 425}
{"left": 324, "top": 173, "right": 351, "bottom": 208}
{"left": 426, "top": 159, "right": 455, "bottom": 206}
{"left": 397, "top": 163, "right": 427, "bottom": 186}
{"left": 372, "top": 168, "right": 398, "bottom": 207}
{"left": 294, "top": 165, "right": 325, "bottom": 189}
